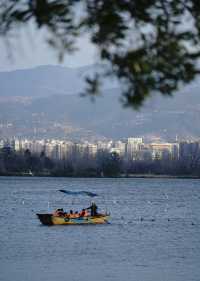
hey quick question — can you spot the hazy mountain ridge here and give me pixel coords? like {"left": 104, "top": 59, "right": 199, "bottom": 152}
{"left": 0, "top": 65, "right": 200, "bottom": 140}
{"left": 0, "top": 64, "right": 111, "bottom": 98}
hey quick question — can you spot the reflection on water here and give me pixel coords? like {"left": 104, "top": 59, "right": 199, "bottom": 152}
{"left": 0, "top": 177, "right": 200, "bottom": 281}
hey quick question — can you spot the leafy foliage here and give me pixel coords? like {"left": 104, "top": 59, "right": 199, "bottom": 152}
{"left": 1, "top": 0, "right": 200, "bottom": 107}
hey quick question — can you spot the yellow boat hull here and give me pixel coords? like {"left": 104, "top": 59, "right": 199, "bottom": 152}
{"left": 37, "top": 213, "right": 110, "bottom": 225}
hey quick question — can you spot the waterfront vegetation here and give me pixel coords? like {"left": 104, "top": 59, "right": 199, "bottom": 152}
{"left": 0, "top": 147, "right": 200, "bottom": 178}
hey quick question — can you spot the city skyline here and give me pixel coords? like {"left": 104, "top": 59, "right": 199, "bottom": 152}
{"left": 1, "top": 136, "right": 197, "bottom": 162}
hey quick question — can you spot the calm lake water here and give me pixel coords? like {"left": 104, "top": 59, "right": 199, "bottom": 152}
{"left": 0, "top": 177, "right": 200, "bottom": 281}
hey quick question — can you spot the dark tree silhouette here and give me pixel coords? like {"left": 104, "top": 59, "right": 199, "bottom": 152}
{"left": 0, "top": 146, "right": 200, "bottom": 176}
{"left": 1, "top": 1, "right": 200, "bottom": 107}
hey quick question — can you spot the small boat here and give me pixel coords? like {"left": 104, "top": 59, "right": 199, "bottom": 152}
{"left": 37, "top": 213, "right": 110, "bottom": 225}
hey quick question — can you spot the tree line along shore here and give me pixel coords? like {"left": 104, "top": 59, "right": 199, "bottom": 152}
{"left": 0, "top": 147, "right": 200, "bottom": 178}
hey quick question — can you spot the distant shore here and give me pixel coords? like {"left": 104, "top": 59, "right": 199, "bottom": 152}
{"left": 0, "top": 173, "right": 199, "bottom": 179}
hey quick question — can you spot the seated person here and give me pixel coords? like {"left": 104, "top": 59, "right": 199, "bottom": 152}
{"left": 64, "top": 212, "right": 69, "bottom": 218}
{"left": 74, "top": 211, "right": 80, "bottom": 218}
{"left": 53, "top": 208, "right": 64, "bottom": 217}
{"left": 79, "top": 209, "right": 86, "bottom": 217}
{"left": 84, "top": 209, "right": 89, "bottom": 217}
{"left": 69, "top": 210, "right": 74, "bottom": 218}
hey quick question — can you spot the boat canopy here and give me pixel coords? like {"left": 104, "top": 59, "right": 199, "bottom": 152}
{"left": 58, "top": 189, "right": 98, "bottom": 197}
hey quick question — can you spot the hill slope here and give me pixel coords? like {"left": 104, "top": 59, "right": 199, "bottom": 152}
{"left": 0, "top": 65, "right": 200, "bottom": 140}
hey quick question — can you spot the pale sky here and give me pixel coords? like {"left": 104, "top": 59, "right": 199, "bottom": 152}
{"left": 0, "top": 24, "right": 97, "bottom": 71}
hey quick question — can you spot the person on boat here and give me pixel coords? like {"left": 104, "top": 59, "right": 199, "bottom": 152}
{"left": 74, "top": 211, "right": 79, "bottom": 218}
{"left": 69, "top": 210, "right": 74, "bottom": 218}
{"left": 64, "top": 212, "right": 69, "bottom": 218}
{"left": 79, "top": 209, "right": 86, "bottom": 217}
{"left": 58, "top": 208, "right": 65, "bottom": 216}
{"left": 53, "top": 208, "right": 64, "bottom": 217}
{"left": 84, "top": 209, "right": 89, "bottom": 217}
{"left": 86, "top": 202, "right": 98, "bottom": 216}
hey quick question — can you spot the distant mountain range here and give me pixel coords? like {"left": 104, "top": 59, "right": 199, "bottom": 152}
{"left": 0, "top": 64, "right": 200, "bottom": 140}
{"left": 0, "top": 64, "right": 112, "bottom": 98}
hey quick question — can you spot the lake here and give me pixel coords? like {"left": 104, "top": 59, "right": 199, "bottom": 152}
{"left": 0, "top": 177, "right": 200, "bottom": 281}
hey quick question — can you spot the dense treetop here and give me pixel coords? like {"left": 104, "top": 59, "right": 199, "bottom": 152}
{"left": 0, "top": 0, "right": 200, "bottom": 107}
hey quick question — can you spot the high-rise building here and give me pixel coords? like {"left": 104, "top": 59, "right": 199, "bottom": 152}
{"left": 86, "top": 143, "right": 98, "bottom": 156}
{"left": 0, "top": 139, "right": 4, "bottom": 149}
{"left": 31, "top": 140, "right": 45, "bottom": 155}
{"left": 126, "top": 137, "right": 143, "bottom": 160}
{"left": 14, "top": 139, "right": 21, "bottom": 151}
{"left": 97, "top": 141, "right": 112, "bottom": 151}
{"left": 179, "top": 141, "right": 199, "bottom": 160}
{"left": 149, "top": 143, "right": 179, "bottom": 160}
{"left": 45, "top": 141, "right": 55, "bottom": 159}
{"left": 111, "top": 141, "right": 126, "bottom": 156}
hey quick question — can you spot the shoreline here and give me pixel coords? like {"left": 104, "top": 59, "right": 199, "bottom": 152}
{"left": 0, "top": 173, "right": 199, "bottom": 179}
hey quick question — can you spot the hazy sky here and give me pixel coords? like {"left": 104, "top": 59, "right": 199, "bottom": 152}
{"left": 0, "top": 24, "right": 96, "bottom": 71}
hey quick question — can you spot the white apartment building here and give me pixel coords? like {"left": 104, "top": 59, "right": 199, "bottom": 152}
{"left": 126, "top": 137, "right": 143, "bottom": 160}
{"left": 110, "top": 141, "right": 126, "bottom": 156}
{"left": 149, "top": 143, "right": 179, "bottom": 160}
